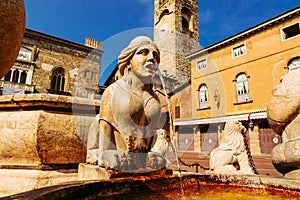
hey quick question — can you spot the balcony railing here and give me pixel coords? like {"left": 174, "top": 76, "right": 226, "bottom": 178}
{"left": 0, "top": 80, "right": 35, "bottom": 93}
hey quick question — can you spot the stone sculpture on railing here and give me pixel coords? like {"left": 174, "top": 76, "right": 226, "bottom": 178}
{"left": 209, "top": 121, "right": 254, "bottom": 175}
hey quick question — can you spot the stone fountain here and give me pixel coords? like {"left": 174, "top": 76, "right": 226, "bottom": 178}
{"left": 1, "top": 9, "right": 300, "bottom": 196}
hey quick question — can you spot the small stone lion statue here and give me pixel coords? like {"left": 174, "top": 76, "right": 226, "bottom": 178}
{"left": 209, "top": 121, "right": 254, "bottom": 174}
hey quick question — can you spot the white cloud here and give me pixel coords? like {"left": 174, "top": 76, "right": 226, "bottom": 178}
{"left": 200, "top": 10, "right": 212, "bottom": 23}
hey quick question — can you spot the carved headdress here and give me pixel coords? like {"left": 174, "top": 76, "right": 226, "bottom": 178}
{"left": 117, "top": 36, "right": 160, "bottom": 76}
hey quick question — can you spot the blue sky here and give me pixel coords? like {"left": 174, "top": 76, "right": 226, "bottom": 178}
{"left": 24, "top": 0, "right": 299, "bottom": 85}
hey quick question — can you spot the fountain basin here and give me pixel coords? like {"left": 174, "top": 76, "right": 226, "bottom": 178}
{"left": 5, "top": 174, "right": 300, "bottom": 199}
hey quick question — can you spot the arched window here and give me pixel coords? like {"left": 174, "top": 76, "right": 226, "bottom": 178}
{"left": 235, "top": 73, "right": 250, "bottom": 103}
{"left": 287, "top": 57, "right": 300, "bottom": 71}
{"left": 199, "top": 84, "right": 208, "bottom": 108}
{"left": 181, "top": 7, "right": 191, "bottom": 31}
{"left": 182, "top": 17, "right": 189, "bottom": 30}
{"left": 51, "top": 67, "right": 65, "bottom": 92}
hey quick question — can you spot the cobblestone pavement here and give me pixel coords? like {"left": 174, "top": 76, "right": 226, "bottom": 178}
{"left": 166, "top": 151, "right": 283, "bottom": 177}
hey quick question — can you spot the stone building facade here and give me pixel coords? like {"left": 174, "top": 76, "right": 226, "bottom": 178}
{"left": 1, "top": 28, "right": 103, "bottom": 99}
{"left": 0, "top": 29, "right": 103, "bottom": 195}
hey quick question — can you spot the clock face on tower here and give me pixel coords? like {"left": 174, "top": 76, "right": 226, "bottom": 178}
{"left": 158, "top": 22, "right": 169, "bottom": 39}
{"left": 288, "top": 57, "right": 300, "bottom": 71}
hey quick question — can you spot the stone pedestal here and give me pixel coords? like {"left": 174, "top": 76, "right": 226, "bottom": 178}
{"left": 0, "top": 94, "right": 100, "bottom": 196}
{"left": 0, "top": 94, "right": 100, "bottom": 166}
{"left": 78, "top": 163, "right": 173, "bottom": 180}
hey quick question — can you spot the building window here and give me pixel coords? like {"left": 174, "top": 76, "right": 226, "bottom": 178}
{"left": 3, "top": 68, "right": 29, "bottom": 84}
{"left": 282, "top": 22, "right": 300, "bottom": 40}
{"left": 196, "top": 59, "right": 207, "bottom": 70}
{"left": 51, "top": 67, "right": 65, "bottom": 92}
{"left": 287, "top": 57, "right": 300, "bottom": 71}
{"left": 235, "top": 73, "right": 250, "bottom": 103}
{"left": 232, "top": 44, "right": 246, "bottom": 58}
{"left": 175, "top": 106, "right": 180, "bottom": 119}
{"left": 12, "top": 69, "right": 20, "bottom": 83}
{"left": 1, "top": 64, "right": 34, "bottom": 93}
{"left": 4, "top": 70, "right": 11, "bottom": 81}
{"left": 181, "top": 7, "right": 191, "bottom": 32}
{"left": 20, "top": 71, "right": 27, "bottom": 84}
{"left": 17, "top": 47, "right": 32, "bottom": 62}
{"left": 199, "top": 84, "right": 208, "bottom": 109}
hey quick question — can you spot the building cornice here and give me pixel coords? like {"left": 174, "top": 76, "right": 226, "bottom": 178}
{"left": 187, "top": 6, "right": 300, "bottom": 60}
{"left": 24, "top": 28, "right": 104, "bottom": 55}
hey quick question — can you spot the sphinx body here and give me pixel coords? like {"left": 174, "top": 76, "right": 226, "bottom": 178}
{"left": 86, "top": 36, "right": 169, "bottom": 171}
{"left": 209, "top": 121, "right": 254, "bottom": 175}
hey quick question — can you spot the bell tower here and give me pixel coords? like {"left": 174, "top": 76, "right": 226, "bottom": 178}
{"left": 154, "top": 0, "right": 199, "bottom": 88}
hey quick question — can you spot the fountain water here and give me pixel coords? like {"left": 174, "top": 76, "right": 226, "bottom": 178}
{"left": 157, "top": 69, "right": 184, "bottom": 196}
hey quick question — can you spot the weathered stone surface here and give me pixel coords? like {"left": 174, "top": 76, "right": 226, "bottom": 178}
{"left": 78, "top": 163, "right": 114, "bottom": 180}
{"left": 5, "top": 174, "right": 300, "bottom": 199}
{"left": 16, "top": 29, "right": 102, "bottom": 98}
{"left": 0, "top": 168, "right": 78, "bottom": 197}
{"left": 267, "top": 71, "right": 300, "bottom": 136}
{"left": 87, "top": 37, "right": 169, "bottom": 173}
{"left": 271, "top": 138, "right": 300, "bottom": 174}
{"left": 0, "top": 110, "right": 88, "bottom": 165}
{"left": 78, "top": 163, "right": 172, "bottom": 180}
{"left": 0, "top": 94, "right": 100, "bottom": 166}
{"left": 267, "top": 70, "right": 300, "bottom": 175}
{"left": 285, "top": 169, "right": 300, "bottom": 180}
{"left": 0, "top": 0, "right": 26, "bottom": 78}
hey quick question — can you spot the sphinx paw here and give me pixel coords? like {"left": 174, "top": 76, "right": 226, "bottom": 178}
{"left": 146, "top": 151, "right": 166, "bottom": 170}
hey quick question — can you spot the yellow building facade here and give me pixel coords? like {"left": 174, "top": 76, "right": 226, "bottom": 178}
{"left": 171, "top": 6, "right": 300, "bottom": 154}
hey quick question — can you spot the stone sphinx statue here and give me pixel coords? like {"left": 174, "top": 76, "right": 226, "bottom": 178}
{"left": 209, "top": 121, "right": 254, "bottom": 175}
{"left": 267, "top": 69, "right": 300, "bottom": 178}
{"left": 86, "top": 36, "right": 169, "bottom": 172}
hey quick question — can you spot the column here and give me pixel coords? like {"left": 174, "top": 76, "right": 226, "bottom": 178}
{"left": 18, "top": 69, "right": 23, "bottom": 83}
{"left": 10, "top": 69, "right": 15, "bottom": 82}
{"left": 26, "top": 69, "right": 33, "bottom": 85}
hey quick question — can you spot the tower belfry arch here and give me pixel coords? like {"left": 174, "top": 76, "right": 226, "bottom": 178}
{"left": 154, "top": 0, "right": 200, "bottom": 89}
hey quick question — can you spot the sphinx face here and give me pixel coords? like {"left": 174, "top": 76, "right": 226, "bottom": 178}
{"left": 129, "top": 44, "right": 159, "bottom": 82}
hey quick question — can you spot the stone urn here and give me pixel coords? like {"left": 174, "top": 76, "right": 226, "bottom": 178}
{"left": 0, "top": 0, "right": 26, "bottom": 78}
{"left": 267, "top": 70, "right": 300, "bottom": 179}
